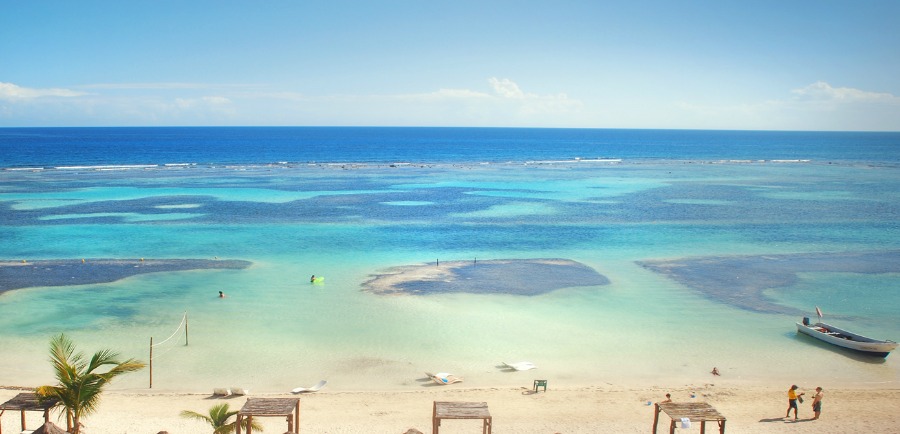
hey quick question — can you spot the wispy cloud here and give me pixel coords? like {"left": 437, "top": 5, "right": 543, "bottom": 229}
{"left": 675, "top": 81, "right": 900, "bottom": 130}
{"left": 790, "top": 81, "right": 898, "bottom": 104}
{"left": 175, "top": 96, "right": 233, "bottom": 108}
{"left": 0, "top": 82, "right": 86, "bottom": 99}
{"left": 0, "top": 78, "right": 582, "bottom": 126}
{"left": 80, "top": 82, "right": 263, "bottom": 91}
{"left": 426, "top": 88, "right": 493, "bottom": 99}
{"left": 489, "top": 77, "right": 525, "bottom": 99}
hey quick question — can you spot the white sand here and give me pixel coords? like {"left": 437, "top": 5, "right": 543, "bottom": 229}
{"left": 3, "top": 383, "right": 898, "bottom": 433}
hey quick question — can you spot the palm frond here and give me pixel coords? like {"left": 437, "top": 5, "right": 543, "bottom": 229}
{"left": 37, "top": 333, "right": 145, "bottom": 434}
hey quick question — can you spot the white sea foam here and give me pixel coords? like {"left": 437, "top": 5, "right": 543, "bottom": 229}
{"left": 3, "top": 167, "right": 45, "bottom": 171}
{"left": 55, "top": 164, "right": 159, "bottom": 170}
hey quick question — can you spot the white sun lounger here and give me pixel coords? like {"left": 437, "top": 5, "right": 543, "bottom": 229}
{"left": 502, "top": 361, "right": 537, "bottom": 371}
{"left": 291, "top": 380, "right": 327, "bottom": 394}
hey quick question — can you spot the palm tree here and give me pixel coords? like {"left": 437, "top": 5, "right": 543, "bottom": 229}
{"left": 36, "top": 333, "right": 145, "bottom": 434}
{"left": 180, "top": 403, "right": 263, "bottom": 434}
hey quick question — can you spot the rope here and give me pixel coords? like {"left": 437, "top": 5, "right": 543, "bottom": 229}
{"left": 151, "top": 332, "right": 184, "bottom": 361}
{"left": 151, "top": 313, "right": 186, "bottom": 348}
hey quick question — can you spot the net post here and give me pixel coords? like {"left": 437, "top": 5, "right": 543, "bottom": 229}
{"left": 149, "top": 336, "right": 153, "bottom": 389}
{"left": 184, "top": 312, "right": 189, "bottom": 346}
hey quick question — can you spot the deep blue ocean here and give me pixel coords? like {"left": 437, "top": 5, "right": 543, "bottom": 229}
{"left": 1, "top": 127, "right": 899, "bottom": 167}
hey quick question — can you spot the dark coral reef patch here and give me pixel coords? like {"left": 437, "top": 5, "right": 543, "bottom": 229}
{"left": 362, "top": 258, "right": 609, "bottom": 296}
{"left": 0, "top": 258, "right": 251, "bottom": 294}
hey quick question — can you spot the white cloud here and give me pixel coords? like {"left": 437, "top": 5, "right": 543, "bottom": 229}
{"left": 488, "top": 77, "right": 525, "bottom": 99}
{"left": 0, "top": 82, "right": 86, "bottom": 99}
{"left": 790, "top": 81, "right": 898, "bottom": 104}
{"left": 1, "top": 78, "right": 584, "bottom": 127}
{"left": 673, "top": 81, "right": 900, "bottom": 130}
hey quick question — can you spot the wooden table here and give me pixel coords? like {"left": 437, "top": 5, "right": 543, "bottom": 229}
{"left": 653, "top": 402, "right": 726, "bottom": 434}
{"left": 433, "top": 401, "right": 492, "bottom": 434}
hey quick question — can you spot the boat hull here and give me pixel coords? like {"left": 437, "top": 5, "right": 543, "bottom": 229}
{"left": 796, "top": 322, "right": 897, "bottom": 358}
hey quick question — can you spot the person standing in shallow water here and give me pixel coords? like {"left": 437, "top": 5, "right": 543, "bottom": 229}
{"left": 786, "top": 385, "right": 804, "bottom": 420}
{"left": 811, "top": 387, "right": 824, "bottom": 420}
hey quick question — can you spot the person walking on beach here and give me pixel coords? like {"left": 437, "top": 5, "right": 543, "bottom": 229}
{"left": 786, "top": 385, "right": 804, "bottom": 420}
{"left": 811, "top": 387, "right": 824, "bottom": 420}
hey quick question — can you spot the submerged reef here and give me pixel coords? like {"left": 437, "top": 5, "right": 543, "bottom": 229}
{"left": 0, "top": 258, "right": 252, "bottom": 294}
{"left": 362, "top": 258, "right": 609, "bottom": 296}
{"left": 638, "top": 251, "right": 900, "bottom": 314}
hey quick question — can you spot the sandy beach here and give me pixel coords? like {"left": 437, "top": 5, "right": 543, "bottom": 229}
{"left": 3, "top": 383, "right": 898, "bottom": 433}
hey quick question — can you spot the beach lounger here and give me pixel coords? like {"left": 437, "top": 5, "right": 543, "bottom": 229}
{"left": 429, "top": 372, "right": 463, "bottom": 385}
{"left": 291, "top": 380, "right": 327, "bottom": 393}
{"left": 502, "top": 361, "right": 537, "bottom": 371}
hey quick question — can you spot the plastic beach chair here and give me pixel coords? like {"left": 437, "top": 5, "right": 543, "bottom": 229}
{"left": 502, "top": 361, "right": 537, "bottom": 371}
{"left": 291, "top": 380, "right": 327, "bottom": 393}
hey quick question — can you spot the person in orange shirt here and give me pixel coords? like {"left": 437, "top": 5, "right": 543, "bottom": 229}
{"left": 785, "top": 385, "right": 804, "bottom": 420}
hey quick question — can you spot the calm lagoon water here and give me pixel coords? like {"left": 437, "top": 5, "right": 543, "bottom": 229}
{"left": 0, "top": 128, "right": 898, "bottom": 392}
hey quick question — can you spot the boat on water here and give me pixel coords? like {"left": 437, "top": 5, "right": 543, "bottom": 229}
{"left": 796, "top": 316, "right": 897, "bottom": 358}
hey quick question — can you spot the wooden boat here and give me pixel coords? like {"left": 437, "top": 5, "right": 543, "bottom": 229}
{"left": 796, "top": 317, "right": 897, "bottom": 358}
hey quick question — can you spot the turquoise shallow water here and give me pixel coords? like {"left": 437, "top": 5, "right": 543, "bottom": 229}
{"left": 0, "top": 160, "right": 898, "bottom": 392}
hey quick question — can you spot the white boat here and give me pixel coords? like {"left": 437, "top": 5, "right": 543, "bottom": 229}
{"left": 796, "top": 317, "right": 897, "bottom": 358}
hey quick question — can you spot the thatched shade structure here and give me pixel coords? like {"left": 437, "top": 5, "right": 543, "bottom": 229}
{"left": 0, "top": 392, "right": 59, "bottom": 434}
{"left": 235, "top": 398, "right": 300, "bottom": 434}
{"left": 30, "top": 421, "right": 68, "bottom": 434}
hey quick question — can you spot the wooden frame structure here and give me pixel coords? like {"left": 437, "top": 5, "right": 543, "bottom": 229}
{"left": 0, "top": 393, "right": 58, "bottom": 434}
{"left": 432, "top": 401, "right": 492, "bottom": 434}
{"left": 235, "top": 398, "right": 300, "bottom": 434}
{"left": 653, "top": 402, "right": 726, "bottom": 434}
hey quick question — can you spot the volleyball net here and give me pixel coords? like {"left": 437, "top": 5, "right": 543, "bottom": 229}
{"left": 149, "top": 312, "right": 188, "bottom": 388}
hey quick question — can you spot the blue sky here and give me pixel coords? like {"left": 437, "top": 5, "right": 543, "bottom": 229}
{"left": 2, "top": 1, "right": 899, "bottom": 130}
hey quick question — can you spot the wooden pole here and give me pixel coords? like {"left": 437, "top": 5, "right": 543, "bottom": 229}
{"left": 149, "top": 337, "right": 153, "bottom": 389}
{"left": 652, "top": 403, "right": 660, "bottom": 434}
